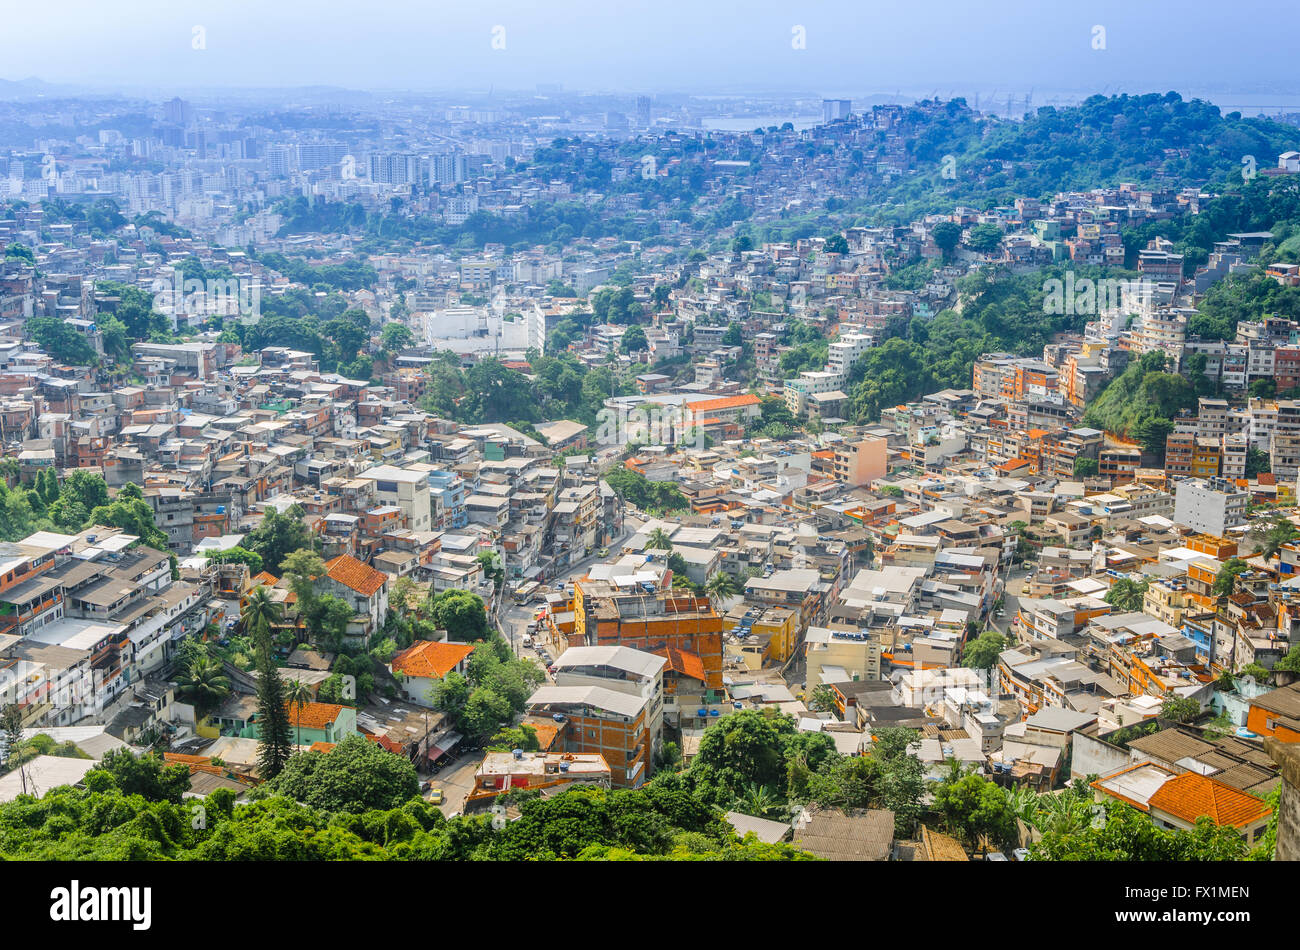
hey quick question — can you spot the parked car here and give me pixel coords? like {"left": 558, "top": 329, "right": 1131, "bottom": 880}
{"left": 429, "top": 789, "right": 444, "bottom": 805}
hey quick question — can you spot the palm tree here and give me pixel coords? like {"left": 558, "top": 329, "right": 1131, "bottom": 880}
{"left": 1103, "top": 577, "right": 1148, "bottom": 612}
{"left": 704, "top": 571, "right": 740, "bottom": 604}
{"left": 284, "top": 678, "right": 312, "bottom": 749}
{"left": 807, "top": 684, "right": 838, "bottom": 713}
{"left": 176, "top": 655, "right": 232, "bottom": 718}
{"left": 1005, "top": 784, "right": 1042, "bottom": 833}
{"left": 646, "top": 527, "right": 673, "bottom": 552}
{"left": 243, "top": 585, "right": 283, "bottom": 655}
{"left": 733, "top": 782, "right": 782, "bottom": 819}
{"left": 1257, "top": 516, "right": 1299, "bottom": 560}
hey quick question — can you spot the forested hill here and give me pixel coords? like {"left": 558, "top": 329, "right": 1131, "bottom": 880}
{"left": 865, "top": 92, "right": 1299, "bottom": 224}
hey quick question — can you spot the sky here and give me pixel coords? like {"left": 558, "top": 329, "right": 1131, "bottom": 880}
{"left": 2, "top": 0, "right": 1298, "bottom": 101}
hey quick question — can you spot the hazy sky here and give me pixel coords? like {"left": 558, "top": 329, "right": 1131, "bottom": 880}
{"left": 2, "top": 0, "right": 1297, "bottom": 98}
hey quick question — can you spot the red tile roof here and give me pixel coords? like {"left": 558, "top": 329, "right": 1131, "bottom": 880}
{"left": 286, "top": 700, "right": 347, "bottom": 729}
{"left": 1147, "top": 772, "right": 1273, "bottom": 828}
{"left": 324, "top": 554, "right": 388, "bottom": 597}
{"left": 652, "top": 646, "right": 707, "bottom": 683}
{"left": 685, "top": 393, "right": 761, "bottom": 414}
{"left": 390, "top": 639, "right": 475, "bottom": 679}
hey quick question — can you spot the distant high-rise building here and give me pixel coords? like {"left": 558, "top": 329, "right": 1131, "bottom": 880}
{"left": 164, "top": 97, "right": 192, "bottom": 126}
{"left": 636, "top": 96, "right": 652, "bottom": 128}
{"left": 266, "top": 145, "right": 295, "bottom": 177}
{"left": 368, "top": 152, "right": 422, "bottom": 185}
{"left": 297, "top": 143, "right": 348, "bottom": 172}
{"left": 430, "top": 152, "right": 467, "bottom": 186}
{"left": 822, "top": 99, "right": 852, "bottom": 124}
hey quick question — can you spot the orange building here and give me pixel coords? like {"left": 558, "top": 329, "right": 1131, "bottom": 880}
{"left": 1246, "top": 682, "right": 1300, "bottom": 742}
{"left": 572, "top": 579, "right": 724, "bottom": 690}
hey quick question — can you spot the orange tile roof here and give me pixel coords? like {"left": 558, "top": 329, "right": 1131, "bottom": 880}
{"left": 1147, "top": 772, "right": 1273, "bottom": 828}
{"left": 286, "top": 700, "right": 347, "bottom": 729}
{"left": 652, "top": 646, "right": 707, "bottom": 683}
{"left": 324, "top": 554, "right": 388, "bottom": 597}
{"left": 250, "top": 571, "right": 279, "bottom": 587}
{"left": 309, "top": 741, "right": 337, "bottom": 753}
{"left": 363, "top": 732, "right": 406, "bottom": 755}
{"left": 521, "top": 717, "right": 562, "bottom": 750}
{"left": 390, "top": 639, "right": 475, "bottom": 679}
{"left": 685, "top": 393, "right": 762, "bottom": 414}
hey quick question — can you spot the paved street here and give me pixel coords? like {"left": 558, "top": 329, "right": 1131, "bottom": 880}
{"left": 989, "top": 567, "right": 1028, "bottom": 639}
{"left": 500, "top": 514, "right": 643, "bottom": 658}
{"left": 424, "top": 750, "right": 480, "bottom": 816}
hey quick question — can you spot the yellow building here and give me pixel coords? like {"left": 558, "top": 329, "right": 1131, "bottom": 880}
{"left": 722, "top": 604, "right": 800, "bottom": 665}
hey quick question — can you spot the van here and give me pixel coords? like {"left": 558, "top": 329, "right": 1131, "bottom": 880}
{"left": 522, "top": 634, "right": 534, "bottom": 648}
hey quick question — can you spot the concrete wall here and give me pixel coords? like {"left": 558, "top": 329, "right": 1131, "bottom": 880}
{"left": 1265, "top": 737, "right": 1299, "bottom": 862}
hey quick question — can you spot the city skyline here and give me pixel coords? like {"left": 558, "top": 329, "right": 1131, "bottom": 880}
{"left": 3, "top": 0, "right": 1299, "bottom": 99}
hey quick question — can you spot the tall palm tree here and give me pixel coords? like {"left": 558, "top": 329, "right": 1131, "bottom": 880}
{"left": 646, "top": 527, "right": 673, "bottom": 552}
{"left": 176, "top": 656, "right": 232, "bottom": 718}
{"left": 243, "top": 586, "right": 283, "bottom": 659}
{"left": 704, "top": 571, "right": 740, "bottom": 604}
{"left": 284, "top": 678, "right": 312, "bottom": 749}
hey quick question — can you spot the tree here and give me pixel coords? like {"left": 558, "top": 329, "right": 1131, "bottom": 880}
{"left": 264, "top": 734, "right": 419, "bottom": 813}
{"left": 1254, "top": 515, "right": 1299, "bottom": 560}
{"left": 244, "top": 505, "right": 318, "bottom": 574}
{"left": 1212, "top": 557, "right": 1250, "bottom": 598}
{"left": 1161, "top": 696, "right": 1202, "bottom": 723}
{"left": 254, "top": 623, "right": 293, "bottom": 779}
{"left": 704, "top": 571, "right": 741, "bottom": 604}
{"left": 962, "top": 629, "right": 1007, "bottom": 670}
{"left": 1, "top": 703, "right": 22, "bottom": 767}
{"left": 620, "top": 325, "right": 648, "bottom": 355}
{"left": 284, "top": 678, "right": 313, "bottom": 748}
{"left": 931, "top": 222, "right": 962, "bottom": 260}
{"left": 379, "top": 322, "right": 416, "bottom": 353}
{"left": 429, "top": 670, "right": 471, "bottom": 715}
{"left": 26, "top": 317, "right": 96, "bottom": 365}
{"left": 1104, "top": 577, "right": 1149, "bottom": 612}
{"left": 1274, "top": 641, "right": 1300, "bottom": 674}
{"left": 476, "top": 551, "right": 504, "bottom": 591}
{"left": 807, "top": 684, "right": 838, "bottom": 713}
{"left": 91, "top": 749, "right": 191, "bottom": 803}
{"left": 428, "top": 589, "right": 491, "bottom": 641}
{"left": 175, "top": 654, "right": 231, "bottom": 718}
{"left": 932, "top": 771, "right": 1019, "bottom": 855}
{"left": 281, "top": 548, "right": 327, "bottom": 613}
{"left": 461, "top": 688, "right": 512, "bottom": 739}
{"left": 1246, "top": 448, "right": 1271, "bottom": 477}
{"left": 1072, "top": 457, "right": 1099, "bottom": 478}
{"left": 646, "top": 527, "right": 673, "bottom": 552}
{"left": 486, "top": 724, "right": 541, "bottom": 753}
{"left": 965, "top": 222, "right": 1003, "bottom": 254}
{"left": 823, "top": 233, "right": 849, "bottom": 256}
{"left": 1031, "top": 798, "right": 1249, "bottom": 861}
{"left": 732, "top": 783, "right": 784, "bottom": 819}
{"left": 688, "top": 710, "right": 800, "bottom": 804}
{"left": 242, "top": 585, "right": 283, "bottom": 641}
{"left": 204, "top": 546, "right": 264, "bottom": 575}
